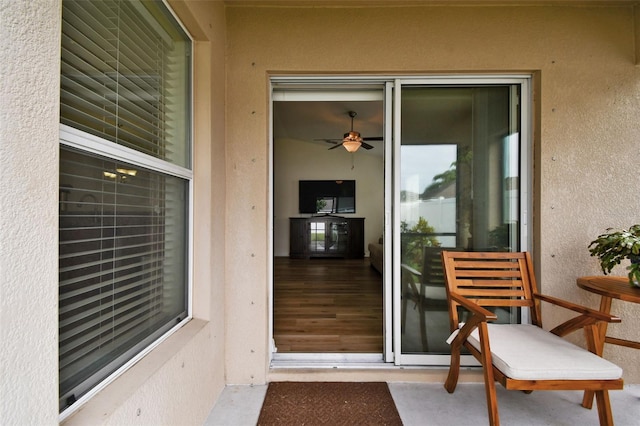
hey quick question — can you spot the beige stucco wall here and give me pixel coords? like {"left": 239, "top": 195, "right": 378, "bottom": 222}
{"left": 65, "top": 1, "right": 229, "bottom": 424}
{"left": 2, "top": 0, "right": 227, "bottom": 424}
{"left": 0, "top": 1, "right": 60, "bottom": 424}
{"left": 66, "top": 1, "right": 229, "bottom": 424}
{"left": 225, "top": 3, "right": 640, "bottom": 384}
{"left": 2, "top": 1, "right": 638, "bottom": 423}
{"left": 65, "top": 1, "right": 229, "bottom": 423}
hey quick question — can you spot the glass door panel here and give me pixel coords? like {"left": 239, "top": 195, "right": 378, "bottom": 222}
{"left": 327, "top": 220, "right": 348, "bottom": 254}
{"left": 396, "top": 84, "right": 523, "bottom": 361}
{"left": 309, "top": 220, "right": 325, "bottom": 252}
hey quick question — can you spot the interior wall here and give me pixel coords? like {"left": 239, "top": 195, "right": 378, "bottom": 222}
{"left": 273, "top": 138, "right": 384, "bottom": 257}
{"left": 226, "top": 3, "right": 640, "bottom": 384}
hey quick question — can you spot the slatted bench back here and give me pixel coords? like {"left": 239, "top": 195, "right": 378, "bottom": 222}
{"left": 441, "top": 251, "right": 542, "bottom": 327}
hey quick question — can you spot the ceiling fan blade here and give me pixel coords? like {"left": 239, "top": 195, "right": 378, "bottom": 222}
{"left": 315, "top": 138, "right": 340, "bottom": 144}
{"left": 361, "top": 142, "right": 374, "bottom": 150}
{"left": 315, "top": 112, "right": 382, "bottom": 151}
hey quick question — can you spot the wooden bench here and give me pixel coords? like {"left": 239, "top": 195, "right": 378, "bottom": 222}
{"left": 441, "top": 251, "right": 624, "bottom": 426}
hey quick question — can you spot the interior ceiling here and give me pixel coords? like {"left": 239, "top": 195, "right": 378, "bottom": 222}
{"left": 273, "top": 89, "right": 474, "bottom": 154}
{"left": 273, "top": 101, "right": 384, "bottom": 153}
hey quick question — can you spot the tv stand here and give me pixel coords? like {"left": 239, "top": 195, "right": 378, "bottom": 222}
{"left": 289, "top": 217, "right": 364, "bottom": 259}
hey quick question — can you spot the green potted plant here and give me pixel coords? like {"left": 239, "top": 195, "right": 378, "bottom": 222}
{"left": 588, "top": 224, "right": 640, "bottom": 286}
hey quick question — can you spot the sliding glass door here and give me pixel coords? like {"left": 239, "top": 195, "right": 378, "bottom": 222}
{"left": 392, "top": 79, "right": 530, "bottom": 365}
{"left": 269, "top": 76, "right": 530, "bottom": 367}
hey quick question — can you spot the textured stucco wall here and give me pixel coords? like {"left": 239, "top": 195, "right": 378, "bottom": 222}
{"left": 1, "top": 0, "right": 227, "bottom": 424}
{"left": 64, "top": 1, "right": 229, "bottom": 424}
{"left": 2, "top": 1, "right": 638, "bottom": 423}
{"left": 0, "top": 0, "right": 60, "bottom": 424}
{"left": 225, "top": 3, "right": 640, "bottom": 384}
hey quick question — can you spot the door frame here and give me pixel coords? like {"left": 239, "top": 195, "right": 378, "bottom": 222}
{"left": 268, "top": 74, "right": 532, "bottom": 367}
{"left": 269, "top": 80, "right": 387, "bottom": 366}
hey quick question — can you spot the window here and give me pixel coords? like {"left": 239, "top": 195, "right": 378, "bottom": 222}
{"left": 59, "top": 0, "right": 191, "bottom": 413}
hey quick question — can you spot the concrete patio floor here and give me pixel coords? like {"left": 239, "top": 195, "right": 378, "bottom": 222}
{"left": 204, "top": 383, "right": 640, "bottom": 425}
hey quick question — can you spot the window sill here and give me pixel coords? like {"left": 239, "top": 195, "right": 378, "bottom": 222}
{"left": 61, "top": 318, "right": 208, "bottom": 425}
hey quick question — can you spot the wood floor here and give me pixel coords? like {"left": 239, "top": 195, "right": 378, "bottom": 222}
{"left": 273, "top": 257, "right": 383, "bottom": 353}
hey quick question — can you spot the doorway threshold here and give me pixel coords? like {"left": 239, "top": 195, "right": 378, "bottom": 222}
{"left": 271, "top": 353, "right": 389, "bottom": 369}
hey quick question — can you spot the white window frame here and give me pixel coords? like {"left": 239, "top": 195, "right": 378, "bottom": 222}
{"left": 58, "top": 0, "right": 194, "bottom": 419}
{"left": 59, "top": 124, "right": 194, "bottom": 421}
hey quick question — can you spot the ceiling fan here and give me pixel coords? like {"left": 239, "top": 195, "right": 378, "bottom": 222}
{"left": 316, "top": 111, "right": 383, "bottom": 152}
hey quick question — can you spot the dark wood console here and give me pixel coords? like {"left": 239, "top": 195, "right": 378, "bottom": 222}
{"left": 289, "top": 217, "right": 364, "bottom": 259}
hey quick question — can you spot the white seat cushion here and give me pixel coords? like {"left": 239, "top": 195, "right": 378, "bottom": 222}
{"left": 467, "top": 324, "right": 622, "bottom": 380}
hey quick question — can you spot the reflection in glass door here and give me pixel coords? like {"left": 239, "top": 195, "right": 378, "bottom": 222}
{"left": 394, "top": 82, "right": 529, "bottom": 364}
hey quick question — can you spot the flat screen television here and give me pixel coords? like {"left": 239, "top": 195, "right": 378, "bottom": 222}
{"left": 299, "top": 180, "right": 356, "bottom": 214}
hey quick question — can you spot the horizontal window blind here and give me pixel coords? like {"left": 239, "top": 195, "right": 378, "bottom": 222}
{"left": 61, "top": 0, "right": 190, "bottom": 168}
{"left": 59, "top": 148, "right": 188, "bottom": 410}
{"left": 59, "top": 0, "right": 191, "bottom": 414}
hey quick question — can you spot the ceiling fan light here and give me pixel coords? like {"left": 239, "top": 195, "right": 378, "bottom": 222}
{"left": 342, "top": 130, "right": 363, "bottom": 152}
{"left": 342, "top": 140, "right": 361, "bottom": 153}
{"left": 344, "top": 131, "right": 362, "bottom": 140}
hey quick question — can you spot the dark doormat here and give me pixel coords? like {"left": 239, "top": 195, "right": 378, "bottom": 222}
{"left": 257, "top": 381, "right": 403, "bottom": 425}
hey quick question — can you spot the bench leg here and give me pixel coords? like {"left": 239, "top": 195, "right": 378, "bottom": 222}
{"left": 594, "top": 390, "right": 614, "bottom": 426}
{"left": 583, "top": 298, "right": 612, "bottom": 410}
{"left": 477, "top": 323, "right": 500, "bottom": 426}
{"left": 444, "top": 347, "right": 460, "bottom": 393}
{"left": 582, "top": 390, "right": 594, "bottom": 409}
{"left": 483, "top": 376, "right": 500, "bottom": 426}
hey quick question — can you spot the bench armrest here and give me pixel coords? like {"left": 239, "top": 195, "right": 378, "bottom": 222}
{"left": 534, "top": 292, "right": 621, "bottom": 337}
{"left": 534, "top": 293, "right": 621, "bottom": 323}
{"left": 450, "top": 291, "right": 498, "bottom": 321}
{"left": 446, "top": 292, "right": 497, "bottom": 351}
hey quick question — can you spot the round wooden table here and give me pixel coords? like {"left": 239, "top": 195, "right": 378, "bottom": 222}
{"left": 577, "top": 276, "right": 640, "bottom": 409}
{"left": 577, "top": 276, "right": 640, "bottom": 350}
